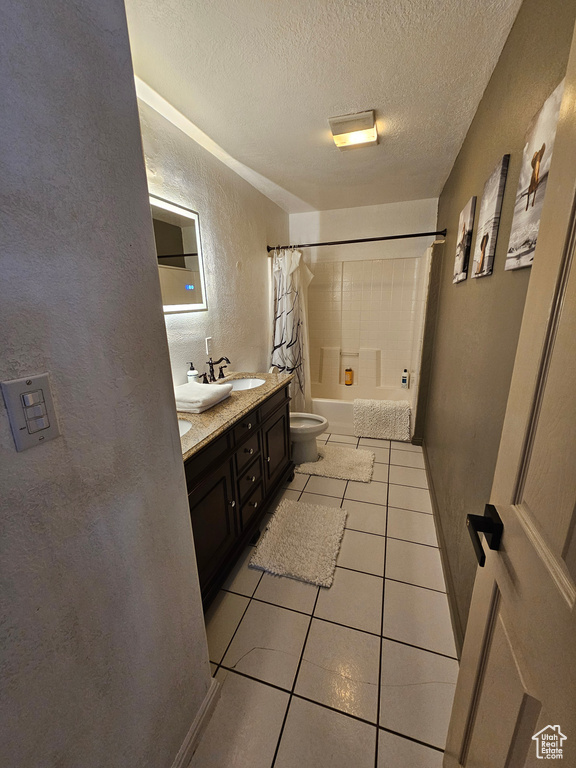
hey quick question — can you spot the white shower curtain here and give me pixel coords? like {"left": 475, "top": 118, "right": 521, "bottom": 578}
{"left": 270, "top": 248, "right": 313, "bottom": 413}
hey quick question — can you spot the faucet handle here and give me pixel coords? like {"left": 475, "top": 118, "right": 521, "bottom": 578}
{"left": 218, "top": 365, "right": 228, "bottom": 379}
{"left": 200, "top": 372, "right": 209, "bottom": 384}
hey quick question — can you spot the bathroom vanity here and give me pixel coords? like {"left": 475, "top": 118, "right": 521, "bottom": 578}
{"left": 179, "top": 373, "right": 294, "bottom": 608}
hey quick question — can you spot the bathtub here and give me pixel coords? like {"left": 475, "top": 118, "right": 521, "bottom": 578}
{"left": 312, "top": 387, "right": 414, "bottom": 436}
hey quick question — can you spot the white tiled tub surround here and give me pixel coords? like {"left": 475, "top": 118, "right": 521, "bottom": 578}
{"left": 308, "top": 256, "right": 430, "bottom": 401}
{"left": 193, "top": 435, "right": 457, "bottom": 768}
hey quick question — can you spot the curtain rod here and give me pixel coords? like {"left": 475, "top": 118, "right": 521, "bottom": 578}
{"left": 267, "top": 229, "right": 447, "bottom": 254}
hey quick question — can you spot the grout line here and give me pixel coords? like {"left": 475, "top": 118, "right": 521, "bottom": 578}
{"left": 270, "top": 588, "right": 322, "bottom": 767}
{"left": 388, "top": 504, "right": 433, "bottom": 516}
{"left": 216, "top": 665, "right": 291, "bottom": 695}
{"left": 375, "top": 440, "right": 391, "bottom": 767}
{"left": 378, "top": 725, "right": 445, "bottom": 754}
{"left": 386, "top": 534, "right": 439, "bottom": 550}
{"left": 211, "top": 594, "right": 253, "bottom": 667}
{"left": 385, "top": 576, "right": 447, "bottom": 595}
{"left": 388, "top": 481, "right": 429, "bottom": 490}
{"left": 292, "top": 691, "right": 378, "bottom": 728}
{"left": 336, "top": 564, "right": 384, "bottom": 578}
{"left": 381, "top": 635, "right": 459, "bottom": 661}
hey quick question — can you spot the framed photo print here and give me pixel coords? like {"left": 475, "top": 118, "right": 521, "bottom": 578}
{"left": 453, "top": 196, "right": 476, "bottom": 284}
{"left": 471, "top": 155, "right": 510, "bottom": 278}
{"left": 506, "top": 79, "right": 565, "bottom": 271}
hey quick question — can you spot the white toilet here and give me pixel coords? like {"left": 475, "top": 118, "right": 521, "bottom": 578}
{"left": 290, "top": 412, "right": 329, "bottom": 464}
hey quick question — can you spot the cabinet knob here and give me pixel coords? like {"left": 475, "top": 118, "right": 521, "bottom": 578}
{"left": 249, "top": 501, "right": 258, "bottom": 508}
{"left": 266, "top": 456, "right": 271, "bottom": 463}
{"left": 244, "top": 447, "right": 254, "bottom": 455}
{"left": 249, "top": 476, "right": 256, "bottom": 483}
{"left": 245, "top": 422, "right": 252, "bottom": 430}
{"left": 229, "top": 500, "right": 236, "bottom": 508}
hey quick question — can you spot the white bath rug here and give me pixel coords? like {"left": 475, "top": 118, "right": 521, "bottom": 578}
{"left": 295, "top": 443, "right": 375, "bottom": 483}
{"left": 249, "top": 498, "right": 347, "bottom": 587}
{"left": 354, "top": 398, "right": 411, "bottom": 441}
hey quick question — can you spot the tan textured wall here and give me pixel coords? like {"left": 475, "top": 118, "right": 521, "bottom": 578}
{"left": 423, "top": 0, "right": 576, "bottom": 647}
{"left": 0, "top": 2, "right": 211, "bottom": 765}
{"left": 138, "top": 103, "right": 289, "bottom": 386}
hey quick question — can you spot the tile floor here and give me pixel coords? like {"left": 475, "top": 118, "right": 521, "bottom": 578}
{"left": 193, "top": 434, "right": 458, "bottom": 768}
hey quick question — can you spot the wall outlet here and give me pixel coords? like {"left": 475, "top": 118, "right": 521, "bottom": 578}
{"left": 205, "top": 337, "right": 212, "bottom": 356}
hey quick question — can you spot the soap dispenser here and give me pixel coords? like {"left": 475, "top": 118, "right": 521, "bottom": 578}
{"left": 187, "top": 362, "right": 199, "bottom": 384}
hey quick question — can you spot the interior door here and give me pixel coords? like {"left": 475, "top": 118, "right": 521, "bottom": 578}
{"left": 444, "top": 26, "right": 576, "bottom": 768}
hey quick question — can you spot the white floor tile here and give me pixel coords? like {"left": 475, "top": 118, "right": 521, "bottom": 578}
{"left": 191, "top": 670, "right": 289, "bottom": 768}
{"left": 254, "top": 573, "right": 319, "bottom": 614}
{"left": 379, "top": 640, "right": 458, "bottom": 749}
{"left": 385, "top": 539, "right": 445, "bottom": 592}
{"left": 328, "top": 434, "right": 359, "bottom": 445}
{"left": 377, "top": 729, "right": 444, "bottom": 767}
{"left": 222, "top": 546, "right": 262, "bottom": 597}
{"left": 275, "top": 697, "right": 376, "bottom": 768}
{"left": 305, "top": 475, "right": 348, "bottom": 498}
{"left": 204, "top": 591, "right": 249, "bottom": 665}
{"left": 295, "top": 620, "right": 380, "bottom": 722}
{"left": 344, "top": 499, "right": 387, "bottom": 536}
{"left": 315, "top": 568, "right": 383, "bottom": 635}
{"left": 222, "top": 601, "right": 310, "bottom": 690}
{"left": 388, "top": 484, "right": 432, "bottom": 514}
{"left": 280, "top": 489, "right": 301, "bottom": 503}
{"left": 391, "top": 441, "right": 422, "bottom": 453}
{"left": 299, "top": 492, "right": 343, "bottom": 509}
{"left": 316, "top": 434, "right": 329, "bottom": 444}
{"left": 210, "top": 662, "right": 217, "bottom": 676}
{"left": 389, "top": 465, "right": 428, "bottom": 489}
{"left": 359, "top": 437, "right": 391, "bottom": 449}
{"left": 383, "top": 580, "right": 456, "bottom": 657}
{"left": 371, "top": 462, "right": 389, "bottom": 483}
{"left": 387, "top": 507, "right": 438, "bottom": 547}
{"left": 345, "top": 480, "right": 388, "bottom": 506}
{"left": 284, "top": 473, "right": 310, "bottom": 491}
{"left": 338, "top": 529, "right": 385, "bottom": 576}
{"left": 371, "top": 446, "right": 390, "bottom": 464}
{"left": 390, "top": 449, "right": 425, "bottom": 469}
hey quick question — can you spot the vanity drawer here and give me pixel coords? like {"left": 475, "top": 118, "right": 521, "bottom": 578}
{"left": 238, "top": 456, "right": 262, "bottom": 500}
{"left": 259, "top": 387, "right": 290, "bottom": 422}
{"left": 234, "top": 411, "right": 260, "bottom": 444}
{"left": 235, "top": 431, "right": 260, "bottom": 473}
{"left": 241, "top": 483, "right": 264, "bottom": 531}
{"left": 185, "top": 431, "right": 232, "bottom": 490}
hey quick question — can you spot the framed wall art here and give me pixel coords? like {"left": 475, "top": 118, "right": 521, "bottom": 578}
{"left": 453, "top": 196, "right": 476, "bottom": 284}
{"left": 471, "top": 155, "right": 510, "bottom": 278}
{"left": 506, "top": 79, "right": 565, "bottom": 271}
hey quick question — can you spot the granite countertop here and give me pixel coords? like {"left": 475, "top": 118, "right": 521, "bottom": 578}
{"left": 178, "top": 371, "right": 293, "bottom": 461}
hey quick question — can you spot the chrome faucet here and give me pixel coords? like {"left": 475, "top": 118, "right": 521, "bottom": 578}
{"left": 206, "top": 356, "right": 231, "bottom": 382}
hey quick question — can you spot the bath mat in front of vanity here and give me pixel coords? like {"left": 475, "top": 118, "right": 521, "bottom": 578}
{"left": 295, "top": 443, "right": 375, "bottom": 482}
{"left": 249, "top": 498, "right": 347, "bottom": 587}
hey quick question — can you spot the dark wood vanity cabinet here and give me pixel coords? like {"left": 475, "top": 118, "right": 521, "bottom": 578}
{"left": 184, "top": 383, "right": 293, "bottom": 608}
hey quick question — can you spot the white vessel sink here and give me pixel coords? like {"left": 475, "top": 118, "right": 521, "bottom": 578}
{"left": 178, "top": 419, "right": 192, "bottom": 437}
{"left": 226, "top": 377, "right": 266, "bottom": 391}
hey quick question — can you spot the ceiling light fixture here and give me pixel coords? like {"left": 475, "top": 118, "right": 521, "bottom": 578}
{"left": 328, "top": 110, "right": 378, "bottom": 150}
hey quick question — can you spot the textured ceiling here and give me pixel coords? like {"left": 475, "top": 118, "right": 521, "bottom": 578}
{"left": 125, "top": 0, "right": 523, "bottom": 212}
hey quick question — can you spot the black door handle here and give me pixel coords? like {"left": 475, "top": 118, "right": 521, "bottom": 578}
{"left": 466, "top": 504, "right": 503, "bottom": 567}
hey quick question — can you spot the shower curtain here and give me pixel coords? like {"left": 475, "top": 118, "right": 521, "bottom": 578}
{"left": 270, "top": 248, "right": 313, "bottom": 412}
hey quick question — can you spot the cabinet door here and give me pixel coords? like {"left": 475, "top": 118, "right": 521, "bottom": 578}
{"left": 188, "top": 460, "right": 237, "bottom": 591}
{"left": 262, "top": 406, "right": 291, "bottom": 490}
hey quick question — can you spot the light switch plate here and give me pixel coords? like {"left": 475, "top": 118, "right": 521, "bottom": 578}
{"left": 1, "top": 373, "right": 60, "bottom": 452}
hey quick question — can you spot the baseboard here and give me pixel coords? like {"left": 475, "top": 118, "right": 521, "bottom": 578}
{"left": 171, "top": 677, "right": 220, "bottom": 768}
{"left": 422, "top": 443, "right": 464, "bottom": 657}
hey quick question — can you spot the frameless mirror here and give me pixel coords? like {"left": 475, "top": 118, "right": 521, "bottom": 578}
{"left": 150, "top": 195, "right": 208, "bottom": 313}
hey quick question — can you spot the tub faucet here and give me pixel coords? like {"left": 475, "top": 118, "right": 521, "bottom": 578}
{"left": 206, "top": 356, "right": 231, "bottom": 382}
